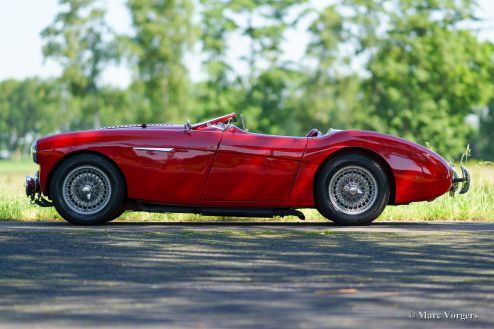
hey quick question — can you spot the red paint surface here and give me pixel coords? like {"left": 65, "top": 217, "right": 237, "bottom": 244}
{"left": 36, "top": 115, "right": 453, "bottom": 208}
{"left": 202, "top": 126, "right": 307, "bottom": 206}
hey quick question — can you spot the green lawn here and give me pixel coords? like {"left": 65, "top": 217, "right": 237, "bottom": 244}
{"left": 0, "top": 159, "right": 492, "bottom": 222}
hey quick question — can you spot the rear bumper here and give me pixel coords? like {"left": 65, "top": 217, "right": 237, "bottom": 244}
{"left": 450, "top": 165, "right": 470, "bottom": 196}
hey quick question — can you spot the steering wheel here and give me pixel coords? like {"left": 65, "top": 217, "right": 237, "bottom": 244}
{"left": 306, "top": 128, "right": 322, "bottom": 138}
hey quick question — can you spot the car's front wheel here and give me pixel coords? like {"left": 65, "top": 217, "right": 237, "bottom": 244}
{"left": 50, "top": 153, "right": 125, "bottom": 225}
{"left": 315, "top": 153, "right": 390, "bottom": 225}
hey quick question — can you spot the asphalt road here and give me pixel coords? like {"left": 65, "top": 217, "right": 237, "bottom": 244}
{"left": 0, "top": 221, "right": 493, "bottom": 329}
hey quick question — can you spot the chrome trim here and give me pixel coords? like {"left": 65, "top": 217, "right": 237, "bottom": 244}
{"left": 62, "top": 165, "right": 112, "bottom": 215}
{"left": 326, "top": 128, "right": 342, "bottom": 136}
{"left": 450, "top": 164, "right": 470, "bottom": 196}
{"left": 26, "top": 170, "right": 53, "bottom": 207}
{"left": 449, "top": 166, "right": 459, "bottom": 196}
{"left": 25, "top": 174, "right": 39, "bottom": 198}
{"left": 31, "top": 140, "right": 38, "bottom": 164}
{"left": 133, "top": 147, "right": 174, "bottom": 152}
{"left": 459, "top": 165, "right": 470, "bottom": 194}
{"left": 328, "top": 165, "right": 378, "bottom": 215}
{"left": 100, "top": 123, "right": 174, "bottom": 129}
{"left": 184, "top": 120, "right": 192, "bottom": 132}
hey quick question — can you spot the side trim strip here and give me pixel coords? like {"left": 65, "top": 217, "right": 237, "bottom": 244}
{"left": 133, "top": 147, "right": 174, "bottom": 152}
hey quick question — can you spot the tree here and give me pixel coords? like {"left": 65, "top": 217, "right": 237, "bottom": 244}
{"left": 41, "top": 0, "right": 115, "bottom": 129}
{"left": 195, "top": 0, "right": 239, "bottom": 120}
{"left": 340, "top": 0, "right": 494, "bottom": 159}
{"left": 295, "top": 5, "right": 363, "bottom": 134}
{"left": 98, "top": 86, "right": 134, "bottom": 125}
{"left": 478, "top": 99, "right": 494, "bottom": 160}
{"left": 0, "top": 79, "right": 63, "bottom": 155}
{"left": 125, "top": 0, "right": 196, "bottom": 123}
{"left": 228, "top": 0, "right": 308, "bottom": 134}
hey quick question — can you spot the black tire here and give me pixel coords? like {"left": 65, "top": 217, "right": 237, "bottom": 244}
{"left": 50, "top": 153, "right": 125, "bottom": 225}
{"left": 109, "top": 209, "right": 126, "bottom": 222}
{"left": 315, "top": 153, "right": 389, "bottom": 225}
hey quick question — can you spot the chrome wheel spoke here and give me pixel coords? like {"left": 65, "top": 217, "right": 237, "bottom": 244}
{"left": 328, "top": 166, "right": 378, "bottom": 215}
{"left": 62, "top": 165, "right": 112, "bottom": 215}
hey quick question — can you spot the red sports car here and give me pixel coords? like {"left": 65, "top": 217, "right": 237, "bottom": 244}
{"left": 26, "top": 113, "right": 470, "bottom": 225}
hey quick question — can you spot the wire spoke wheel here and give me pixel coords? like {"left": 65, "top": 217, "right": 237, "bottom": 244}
{"left": 62, "top": 165, "right": 112, "bottom": 216}
{"left": 328, "top": 165, "right": 378, "bottom": 215}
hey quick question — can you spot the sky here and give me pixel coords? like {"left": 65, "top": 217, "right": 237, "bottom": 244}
{"left": 1, "top": 0, "right": 494, "bottom": 88}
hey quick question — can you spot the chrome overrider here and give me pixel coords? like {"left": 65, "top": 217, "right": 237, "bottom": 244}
{"left": 449, "top": 164, "right": 470, "bottom": 196}
{"left": 25, "top": 171, "right": 53, "bottom": 207}
{"left": 25, "top": 140, "right": 53, "bottom": 207}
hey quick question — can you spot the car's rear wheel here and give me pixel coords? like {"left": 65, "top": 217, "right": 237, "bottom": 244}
{"left": 50, "top": 153, "right": 125, "bottom": 225}
{"left": 315, "top": 153, "right": 389, "bottom": 225}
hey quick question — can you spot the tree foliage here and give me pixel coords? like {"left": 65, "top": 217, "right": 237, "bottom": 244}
{"left": 125, "top": 0, "right": 196, "bottom": 123}
{"left": 0, "top": 79, "right": 63, "bottom": 154}
{"left": 41, "top": 0, "right": 116, "bottom": 129}
{"left": 339, "top": 0, "right": 494, "bottom": 158}
{"left": 478, "top": 99, "right": 494, "bottom": 160}
{"left": 1, "top": 0, "right": 493, "bottom": 160}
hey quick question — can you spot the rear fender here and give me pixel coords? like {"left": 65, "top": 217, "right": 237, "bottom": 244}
{"left": 287, "top": 130, "right": 451, "bottom": 206}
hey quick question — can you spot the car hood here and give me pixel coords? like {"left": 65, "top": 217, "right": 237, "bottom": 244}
{"left": 36, "top": 124, "right": 184, "bottom": 149}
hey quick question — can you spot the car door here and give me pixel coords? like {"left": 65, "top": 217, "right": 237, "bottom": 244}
{"left": 124, "top": 126, "right": 223, "bottom": 205}
{"left": 201, "top": 126, "right": 307, "bottom": 206}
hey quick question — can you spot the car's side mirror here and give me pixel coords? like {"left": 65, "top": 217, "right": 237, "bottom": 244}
{"left": 240, "top": 114, "right": 247, "bottom": 131}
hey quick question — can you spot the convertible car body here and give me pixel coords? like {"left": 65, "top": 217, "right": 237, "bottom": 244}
{"left": 26, "top": 113, "right": 470, "bottom": 225}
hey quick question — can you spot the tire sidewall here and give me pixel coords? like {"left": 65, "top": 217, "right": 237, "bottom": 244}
{"left": 315, "top": 154, "right": 389, "bottom": 225}
{"left": 50, "top": 154, "right": 125, "bottom": 225}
